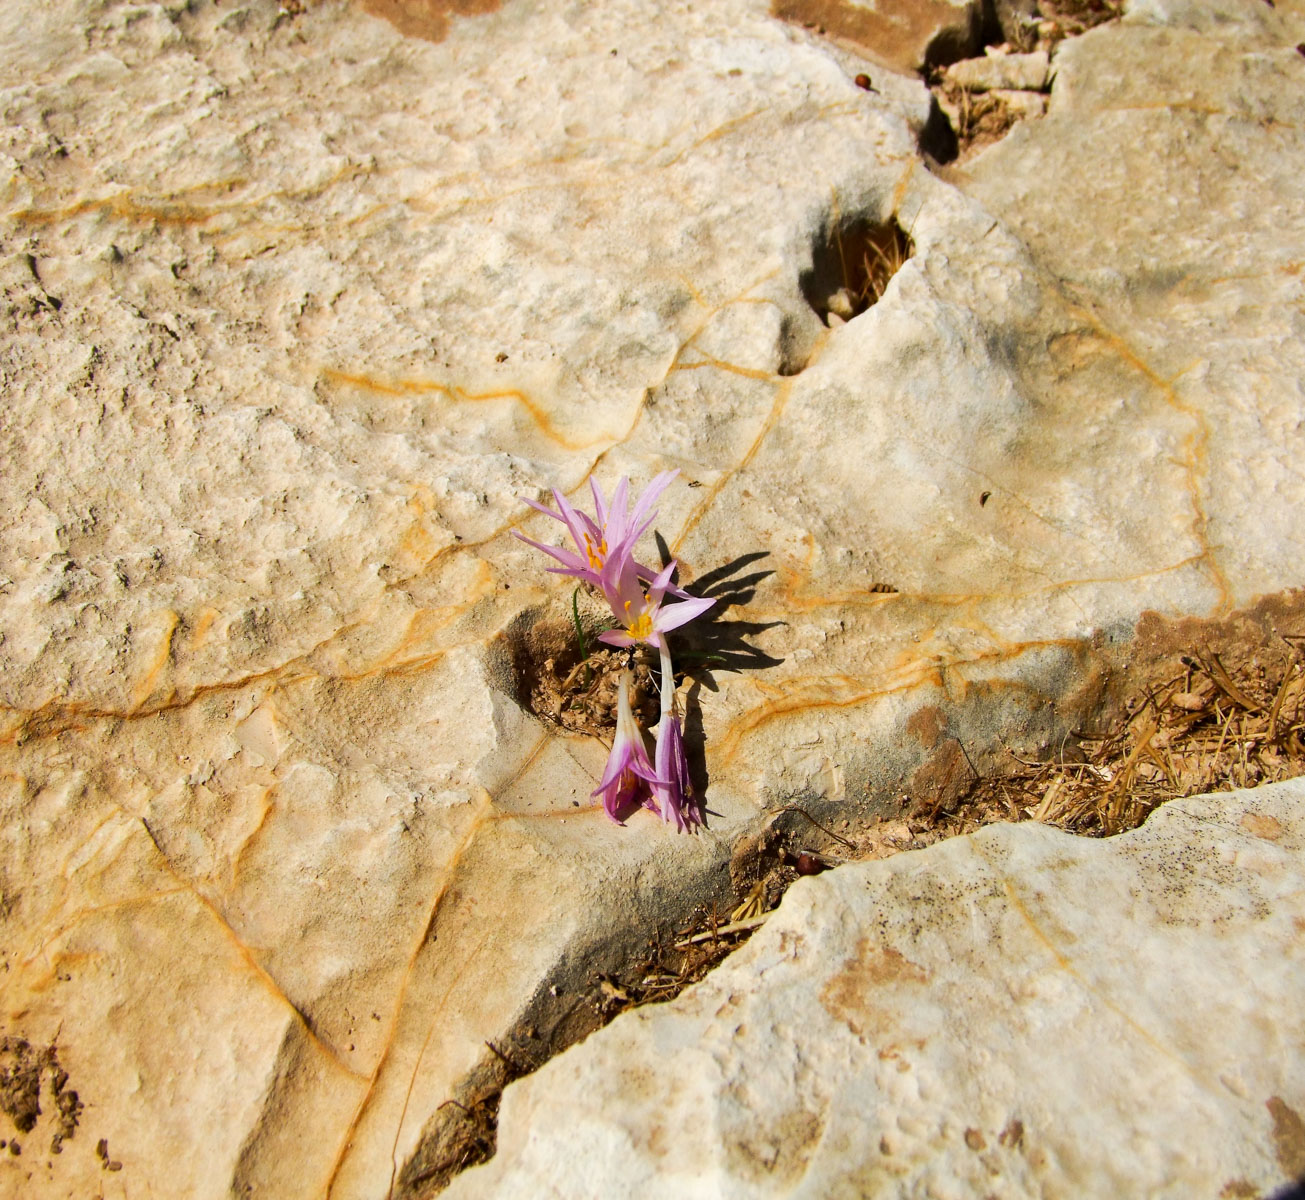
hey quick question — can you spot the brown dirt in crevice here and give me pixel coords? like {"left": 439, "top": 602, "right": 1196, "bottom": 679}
{"left": 505, "top": 614, "right": 660, "bottom": 736}
{"left": 850, "top": 591, "right": 1305, "bottom": 855}
{"left": 395, "top": 894, "right": 780, "bottom": 1197}
{"left": 395, "top": 1054, "right": 516, "bottom": 1196}
{"left": 358, "top": 0, "right": 501, "bottom": 43}
{"left": 926, "top": 0, "right": 1124, "bottom": 160}
{"left": 1021, "top": 0, "right": 1125, "bottom": 49}
{"left": 777, "top": 0, "right": 1123, "bottom": 161}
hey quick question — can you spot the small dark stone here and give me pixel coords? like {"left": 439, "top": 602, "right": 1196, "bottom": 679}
{"left": 794, "top": 853, "right": 827, "bottom": 875}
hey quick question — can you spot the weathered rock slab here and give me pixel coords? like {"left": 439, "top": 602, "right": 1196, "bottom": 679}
{"left": 452, "top": 778, "right": 1305, "bottom": 1199}
{"left": 0, "top": 0, "right": 1303, "bottom": 1195}
{"left": 945, "top": 49, "right": 1049, "bottom": 92}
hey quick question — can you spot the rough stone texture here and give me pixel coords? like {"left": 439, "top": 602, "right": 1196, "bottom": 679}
{"left": 945, "top": 49, "right": 1050, "bottom": 91}
{"left": 0, "top": 0, "right": 1303, "bottom": 1196}
{"left": 450, "top": 778, "right": 1305, "bottom": 1199}
{"left": 989, "top": 87, "right": 1050, "bottom": 119}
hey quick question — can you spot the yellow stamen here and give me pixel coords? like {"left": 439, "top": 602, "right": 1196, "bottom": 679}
{"left": 627, "top": 609, "right": 654, "bottom": 642}
{"left": 584, "top": 533, "right": 608, "bottom": 571}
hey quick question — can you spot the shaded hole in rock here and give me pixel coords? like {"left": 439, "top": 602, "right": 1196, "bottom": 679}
{"left": 775, "top": 314, "right": 810, "bottom": 377}
{"left": 502, "top": 608, "right": 657, "bottom": 735}
{"left": 918, "top": 94, "right": 961, "bottom": 165}
{"left": 800, "top": 214, "right": 914, "bottom": 325}
{"left": 930, "top": 83, "right": 1026, "bottom": 161}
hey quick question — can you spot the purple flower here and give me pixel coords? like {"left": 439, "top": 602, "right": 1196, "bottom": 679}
{"left": 592, "top": 670, "right": 664, "bottom": 823}
{"left": 514, "top": 471, "right": 678, "bottom": 588}
{"left": 597, "top": 555, "right": 715, "bottom": 652}
{"left": 652, "top": 713, "right": 700, "bottom": 831}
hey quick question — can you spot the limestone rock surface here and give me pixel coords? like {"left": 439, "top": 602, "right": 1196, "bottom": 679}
{"left": 450, "top": 778, "right": 1305, "bottom": 1199}
{"left": 945, "top": 49, "right": 1049, "bottom": 91}
{"left": 0, "top": 0, "right": 1302, "bottom": 1196}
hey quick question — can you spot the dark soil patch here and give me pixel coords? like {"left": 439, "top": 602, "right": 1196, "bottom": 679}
{"left": 505, "top": 611, "right": 658, "bottom": 736}
{"left": 0, "top": 1037, "right": 83, "bottom": 1157}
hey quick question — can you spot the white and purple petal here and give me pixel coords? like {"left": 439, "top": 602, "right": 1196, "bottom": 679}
{"left": 651, "top": 594, "right": 715, "bottom": 634}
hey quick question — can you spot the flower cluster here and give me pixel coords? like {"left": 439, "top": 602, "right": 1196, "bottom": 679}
{"left": 515, "top": 472, "right": 714, "bottom": 830}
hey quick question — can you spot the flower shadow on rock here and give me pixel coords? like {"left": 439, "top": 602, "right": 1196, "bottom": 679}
{"left": 652, "top": 540, "right": 786, "bottom": 680}
{"left": 651, "top": 540, "right": 787, "bottom": 814}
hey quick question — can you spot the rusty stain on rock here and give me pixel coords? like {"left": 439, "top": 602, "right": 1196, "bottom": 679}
{"left": 1240, "top": 813, "right": 1284, "bottom": 841}
{"left": 907, "top": 737, "right": 976, "bottom": 814}
{"left": 1266, "top": 1096, "right": 1305, "bottom": 1179}
{"left": 771, "top": 0, "right": 980, "bottom": 73}
{"left": 359, "top": 0, "right": 501, "bottom": 42}
{"left": 905, "top": 704, "right": 946, "bottom": 748}
{"left": 820, "top": 937, "right": 928, "bottom": 1039}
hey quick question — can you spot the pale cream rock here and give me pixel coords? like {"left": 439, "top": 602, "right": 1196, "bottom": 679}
{"left": 945, "top": 48, "right": 1050, "bottom": 92}
{"left": 988, "top": 86, "right": 1049, "bottom": 118}
{"left": 451, "top": 779, "right": 1305, "bottom": 1198}
{"left": 0, "top": 0, "right": 1303, "bottom": 1195}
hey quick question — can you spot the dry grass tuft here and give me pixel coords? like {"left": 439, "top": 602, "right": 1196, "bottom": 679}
{"left": 872, "top": 637, "right": 1305, "bottom": 854}
{"left": 990, "top": 643, "right": 1305, "bottom": 836}
{"left": 825, "top": 219, "right": 914, "bottom": 322}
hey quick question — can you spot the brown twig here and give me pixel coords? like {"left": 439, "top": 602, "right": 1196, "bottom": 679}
{"left": 769, "top": 805, "right": 855, "bottom": 850}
